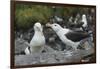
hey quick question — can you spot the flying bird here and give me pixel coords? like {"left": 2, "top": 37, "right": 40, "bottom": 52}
{"left": 46, "top": 23, "right": 90, "bottom": 50}
{"left": 25, "top": 22, "right": 45, "bottom": 54}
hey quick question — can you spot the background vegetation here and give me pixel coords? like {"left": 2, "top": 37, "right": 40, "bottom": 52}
{"left": 15, "top": 4, "right": 91, "bottom": 30}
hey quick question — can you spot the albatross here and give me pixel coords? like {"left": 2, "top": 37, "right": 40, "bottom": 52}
{"left": 81, "top": 14, "right": 88, "bottom": 31}
{"left": 82, "top": 14, "right": 88, "bottom": 28}
{"left": 46, "top": 23, "right": 90, "bottom": 50}
{"left": 25, "top": 22, "right": 45, "bottom": 54}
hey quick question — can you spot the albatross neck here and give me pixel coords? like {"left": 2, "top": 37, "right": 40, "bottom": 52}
{"left": 34, "top": 31, "right": 43, "bottom": 36}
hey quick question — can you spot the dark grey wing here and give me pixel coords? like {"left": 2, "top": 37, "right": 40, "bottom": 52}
{"left": 65, "top": 31, "right": 90, "bottom": 42}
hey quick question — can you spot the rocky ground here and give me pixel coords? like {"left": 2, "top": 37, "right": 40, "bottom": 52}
{"left": 14, "top": 37, "right": 95, "bottom": 66}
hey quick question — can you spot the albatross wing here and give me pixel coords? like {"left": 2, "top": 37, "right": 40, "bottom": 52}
{"left": 65, "top": 31, "right": 90, "bottom": 42}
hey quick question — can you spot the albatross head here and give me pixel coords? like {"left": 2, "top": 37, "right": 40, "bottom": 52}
{"left": 34, "top": 22, "right": 43, "bottom": 32}
{"left": 46, "top": 23, "right": 62, "bottom": 32}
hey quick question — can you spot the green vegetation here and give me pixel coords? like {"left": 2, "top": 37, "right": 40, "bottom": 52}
{"left": 15, "top": 4, "right": 54, "bottom": 30}
{"left": 15, "top": 4, "right": 90, "bottom": 30}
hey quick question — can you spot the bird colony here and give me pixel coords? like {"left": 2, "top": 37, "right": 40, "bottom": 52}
{"left": 15, "top": 14, "right": 95, "bottom": 66}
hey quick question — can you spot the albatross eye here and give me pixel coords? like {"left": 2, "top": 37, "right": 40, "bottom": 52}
{"left": 54, "top": 25, "right": 57, "bottom": 26}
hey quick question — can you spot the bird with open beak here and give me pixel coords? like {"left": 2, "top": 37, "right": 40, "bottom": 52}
{"left": 46, "top": 23, "right": 90, "bottom": 50}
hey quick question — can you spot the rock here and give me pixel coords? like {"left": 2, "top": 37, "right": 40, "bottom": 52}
{"left": 15, "top": 38, "right": 30, "bottom": 55}
{"left": 15, "top": 48, "right": 94, "bottom": 66}
{"left": 44, "top": 45, "right": 56, "bottom": 53}
{"left": 15, "top": 53, "right": 42, "bottom": 65}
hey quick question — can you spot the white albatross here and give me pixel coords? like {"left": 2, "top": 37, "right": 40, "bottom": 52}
{"left": 46, "top": 23, "right": 90, "bottom": 50}
{"left": 25, "top": 22, "right": 45, "bottom": 54}
{"left": 82, "top": 14, "right": 87, "bottom": 28}
{"left": 80, "top": 14, "right": 88, "bottom": 31}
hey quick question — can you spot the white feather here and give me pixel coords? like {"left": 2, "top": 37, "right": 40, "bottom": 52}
{"left": 49, "top": 23, "right": 80, "bottom": 50}
{"left": 26, "top": 22, "right": 45, "bottom": 54}
{"left": 25, "top": 47, "right": 31, "bottom": 55}
{"left": 82, "top": 14, "right": 87, "bottom": 28}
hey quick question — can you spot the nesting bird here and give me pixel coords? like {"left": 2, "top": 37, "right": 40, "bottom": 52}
{"left": 81, "top": 14, "right": 88, "bottom": 28}
{"left": 68, "top": 14, "right": 88, "bottom": 32}
{"left": 81, "top": 14, "right": 88, "bottom": 31}
{"left": 46, "top": 23, "right": 90, "bottom": 50}
{"left": 25, "top": 22, "right": 45, "bottom": 54}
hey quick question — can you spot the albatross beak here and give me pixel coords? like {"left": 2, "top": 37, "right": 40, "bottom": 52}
{"left": 38, "top": 26, "right": 43, "bottom": 32}
{"left": 46, "top": 23, "right": 52, "bottom": 27}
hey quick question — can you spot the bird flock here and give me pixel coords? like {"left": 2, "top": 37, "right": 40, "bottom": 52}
{"left": 16, "top": 14, "right": 94, "bottom": 55}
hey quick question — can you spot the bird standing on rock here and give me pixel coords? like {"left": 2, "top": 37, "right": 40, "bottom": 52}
{"left": 46, "top": 23, "right": 91, "bottom": 50}
{"left": 25, "top": 22, "right": 45, "bottom": 54}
